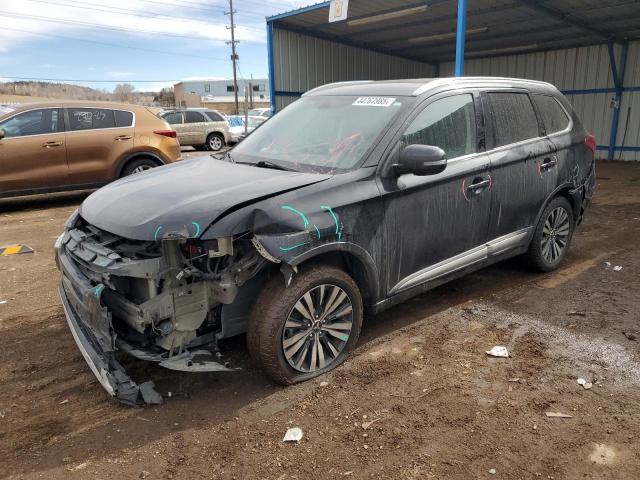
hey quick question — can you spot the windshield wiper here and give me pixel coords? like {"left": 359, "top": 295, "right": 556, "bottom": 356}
{"left": 236, "top": 160, "right": 295, "bottom": 171}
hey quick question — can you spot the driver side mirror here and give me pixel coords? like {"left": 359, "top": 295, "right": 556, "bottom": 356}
{"left": 0, "top": 129, "right": 5, "bottom": 140}
{"left": 394, "top": 144, "right": 447, "bottom": 176}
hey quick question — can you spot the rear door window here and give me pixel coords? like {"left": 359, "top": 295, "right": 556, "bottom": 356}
{"left": 533, "top": 95, "right": 570, "bottom": 134}
{"left": 185, "top": 111, "right": 206, "bottom": 123}
{"left": 401, "top": 94, "right": 477, "bottom": 159}
{"left": 487, "top": 92, "right": 539, "bottom": 147}
{"left": 114, "top": 110, "right": 134, "bottom": 128}
{"left": 68, "top": 108, "right": 115, "bottom": 131}
{"left": 0, "top": 108, "right": 62, "bottom": 137}
{"left": 163, "top": 112, "right": 183, "bottom": 125}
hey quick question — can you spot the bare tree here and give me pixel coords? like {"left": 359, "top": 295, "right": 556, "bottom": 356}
{"left": 113, "top": 83, "right": 135, "bottom": 103}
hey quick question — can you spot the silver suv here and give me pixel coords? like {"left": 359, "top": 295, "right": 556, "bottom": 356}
{"left": 160, "top": 109, "right": 231, "bottom": 151}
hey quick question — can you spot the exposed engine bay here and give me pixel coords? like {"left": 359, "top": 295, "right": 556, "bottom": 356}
{"left": 56, "top": 212, "right": 279, "bottom": 405}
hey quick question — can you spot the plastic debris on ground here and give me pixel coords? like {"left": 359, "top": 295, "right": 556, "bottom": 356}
{"left": 577, "top": 378, "right": 593, "bottom": 390}
{"left": 485, "top": 346, "right": 510, "bottom": 358}
{"left": 282, "top": 427, "right": 304, "bottom": 443}
{"left": 0, "top": 301, "right": 6, "bottom": 305}
{"left": 613, "top": 265, "right": 623, "bottom": 272}
{"left": 545, "top": 412, "right": 572, "bottom": 418}
{"left": 489, "top": 468, "right": 497, "bottom": 475}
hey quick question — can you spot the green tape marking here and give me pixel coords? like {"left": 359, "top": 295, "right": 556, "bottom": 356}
{"left": 281, "top": 205, "right": 309, "bottom": 229}
{"left": 321, "top": 205, "right": 341, "bottom": 241}
{"left": 94, "top": 284, "right": 105, "bottom": 298}
{"left": 191, "top": 221, "right": 201, "bottom": 237}
{"left": 279, "top": 242, "right": 309, "bottom": 252}
{"left": 154, "top": 225, "right": 163, "bottom": 241}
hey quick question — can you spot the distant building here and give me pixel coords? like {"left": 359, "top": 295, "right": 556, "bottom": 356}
{"left": 174, "top": 78, "right": 269, "bottom": 108}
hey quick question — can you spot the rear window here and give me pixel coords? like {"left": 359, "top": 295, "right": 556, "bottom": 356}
{"left": 114, "top": 110, "right": 134, "bottom": 127}
{"left": 68, "top": 108, "right": 115, "bottom": 131}
{"left": 185, "top": 111, "right": 206, "bottom": 123}
{"left": 487, "top": 92, "right": 539, "bottom": 147}
{"left": 534, "top": 95, "right": 570, "bottom": 134}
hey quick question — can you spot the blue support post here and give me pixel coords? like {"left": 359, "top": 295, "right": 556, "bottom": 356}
{"left": 454, "top": 0, "right": 467, "bottom": 76}
{"left": 607, "top": 41, "right": 628, "bottom": 160}
{"left": 267, "top": 20, "right": 276, "bottom": 115}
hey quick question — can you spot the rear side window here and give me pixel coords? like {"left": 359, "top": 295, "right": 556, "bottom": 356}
{"left": 68, "top": 108, "right": 115, "bottom": 131}
{"left": 401, "top": 94, "right": 477, "bottom": 159}
{"left": 0, "top": 108, "right": 62, "bottom": 137}
{"left": 205, "top": 111, "right": 224, "bottom": 122}
{"left": 114, "top": 110, "right": 134, "bottom": 127}
{"left": 487, "top": 92, "right": 539, "bottom": 147}
{"left": 163, "top": 112, "right": 183, "bottom": 125}
{"left": 534, "top": 95, "right": 570, "bottom": 134}
{"left": 185, "top": 111, "right": 206, "bottom": 123}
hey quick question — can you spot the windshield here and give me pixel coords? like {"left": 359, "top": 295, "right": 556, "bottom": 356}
{"left": 232, "top": 95, "right": 409, "bottom": 173}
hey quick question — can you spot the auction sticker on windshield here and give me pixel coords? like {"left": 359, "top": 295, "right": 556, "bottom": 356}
{"left": 352, "top": 97, "right": 397, "bottom": 107}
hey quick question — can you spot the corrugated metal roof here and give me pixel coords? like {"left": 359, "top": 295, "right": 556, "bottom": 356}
{"left": 270, "top": 0, "right": 640, "bottom": 63}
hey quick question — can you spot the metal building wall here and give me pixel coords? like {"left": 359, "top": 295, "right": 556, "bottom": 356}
{"left": 440, "top": 41, "right": 640, "bottom": 160}
{"left": 271, "top": 27, "right": 437, "bottom": 111}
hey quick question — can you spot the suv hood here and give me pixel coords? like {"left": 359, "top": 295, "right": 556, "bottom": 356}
{"left": 80, "top": 156, "right": 331, "bottom": 241}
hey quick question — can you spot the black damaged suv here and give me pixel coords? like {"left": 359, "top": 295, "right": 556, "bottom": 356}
{"left": 56, "top": 77, "right": 595, "bottom": 405}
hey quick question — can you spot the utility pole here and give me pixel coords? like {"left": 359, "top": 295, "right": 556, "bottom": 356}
{"left": 225, "top": 0, "right": 240, "bottom": 115}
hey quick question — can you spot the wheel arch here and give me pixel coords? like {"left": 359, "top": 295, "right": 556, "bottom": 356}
{"left": 533, "top": 183, "right": 582, "bottom": 230}
{"left": 115, "top": 151, "right": 166, "bottom": 178}
{"left": 287, "top": 242, "right": 380, "bottom": 307}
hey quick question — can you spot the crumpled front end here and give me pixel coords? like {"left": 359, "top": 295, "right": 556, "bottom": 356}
{"left": 55, "top": 211, "right": 271, "bottom": 405}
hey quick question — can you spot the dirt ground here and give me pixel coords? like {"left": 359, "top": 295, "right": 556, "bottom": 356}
{"left": 1, "top": 159, "right": 639, "bottom": 480}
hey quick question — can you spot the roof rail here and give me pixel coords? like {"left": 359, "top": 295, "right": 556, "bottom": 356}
{"left": 303, "top": 80, "right": 373, "bottom": 96}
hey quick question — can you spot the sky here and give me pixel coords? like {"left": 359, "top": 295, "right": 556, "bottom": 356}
{"left": 0, "top": 0, "right": 315, "bottom": 92}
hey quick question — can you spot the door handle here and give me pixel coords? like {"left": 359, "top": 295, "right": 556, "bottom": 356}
{"left": 540, "top": 156, "right": 558, "bottom": 171}
{"left": 42, "top": 141, "right": 63, "bottom": 148}
{"left": 115, "top": 135, "right": 132, "bottom": 141}
{"left": 466, "top": 178, "right": 491, "bottom": 192}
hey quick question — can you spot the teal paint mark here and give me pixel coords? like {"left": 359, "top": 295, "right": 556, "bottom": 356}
{"left": 321, "top": 205, "right": 341, "bottom": 241}
{"left": 191, "top": 221, "right": 201, "bottom": 237}
{"left": 338, "top": 333, "right": 349, "bottom": 341}
{"left": 313, "top": 225, "right": 321, "bottom": 240}
{"left": 94, "top": 284, "right": 104, "bottom": 298}
{"left": 281, "top": 205, "right": 309, "bottom": 229}
{"left": 279, "top": 242, "right": 310, "bottom": 252}
{"left": 154, "top": 225, "right": 163, "bottom": 241}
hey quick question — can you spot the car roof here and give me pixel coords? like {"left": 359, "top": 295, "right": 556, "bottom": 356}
{"left": 304, "top": 76, "right": 558, "bottom": 97}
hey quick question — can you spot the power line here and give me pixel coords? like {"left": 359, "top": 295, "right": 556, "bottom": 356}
{"left": 20, "top": 0, "right": 265, "bottom": 33}
{"left": 0, "top": 11, "right": 243, "bottom": 41}
{"left": 1, "top": 76, "right": 178, "bottom": 83}
{"left": 0, "top": 26, "right": 255, "bottom": 65}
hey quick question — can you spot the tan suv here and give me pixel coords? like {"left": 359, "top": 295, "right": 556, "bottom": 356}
{"left": 0, "top": 101, "right": 182, "bottom": 198}
{"left": 160, "top": 109, "right": 231, "bottom": 151}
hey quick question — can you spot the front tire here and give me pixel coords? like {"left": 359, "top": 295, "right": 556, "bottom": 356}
{"left": 205, "top": 133, "right": 225, "bottom": 151}
{"left": 527, "top": 196, "right": 574, "bottom": 272}
{"left": 247, "top": 265, "right": 363, "bottom": 385}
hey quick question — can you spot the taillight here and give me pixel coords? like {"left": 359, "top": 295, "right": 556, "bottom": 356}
{"left": 154, "top": 129, "right": 177, "bottom": 138}
{"left": 584, "top": 134, "right": 596, "bottom": 156}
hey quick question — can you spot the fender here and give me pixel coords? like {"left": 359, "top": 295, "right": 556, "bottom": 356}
{"left": 530, "top": 180, "right": 584, "bottom": 243}
{"left": 285, "top": 241, "right": 381, "bottom": 305}
{"left": 114, "top": 151, "right": 167, "bottom": 178}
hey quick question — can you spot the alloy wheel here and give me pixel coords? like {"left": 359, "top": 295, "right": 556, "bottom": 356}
{"left": 209, "top": 136, "right": 223, "bottom": 150}
{"left": 132, "top": 165, "right": 152, "bottom": 174}
{"left": 282, "top": 284, "right": 354, "bottom": 373}
{"left": 541, "top": 206, "right": 570, "bottom": 263}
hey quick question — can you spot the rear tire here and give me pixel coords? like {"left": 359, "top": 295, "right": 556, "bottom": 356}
{"left": 527, "top": 196, "right": 574, "bottom": 272}
{"left": 121, "top": 157, "right": 159, "bottom": 177}
{"left": 247, "top": 265, "right": 363, "bottom": 385}
{"left": 205, "top": 133, "right": 225, "bottom": 152}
